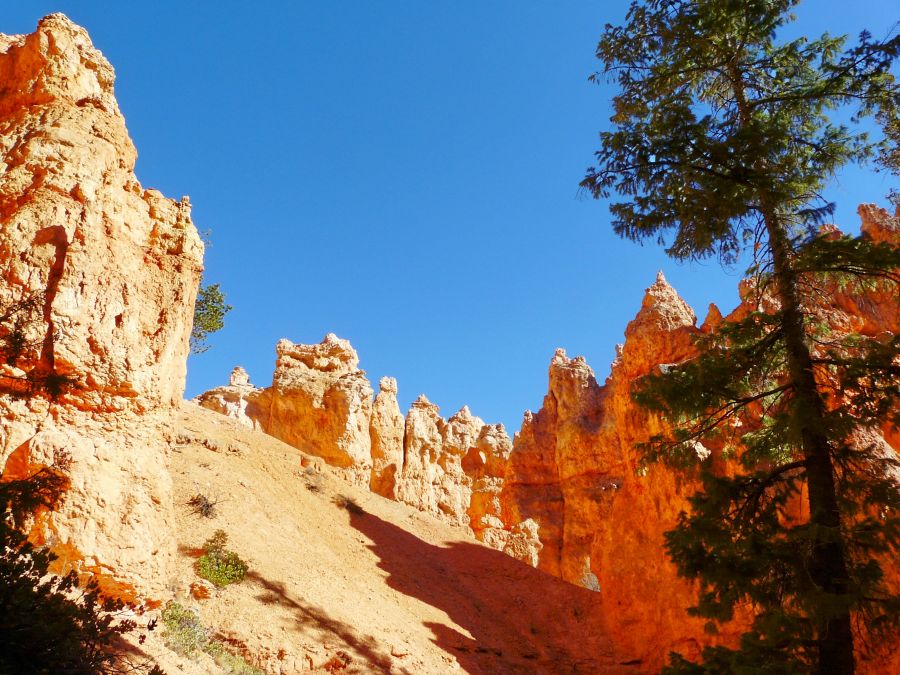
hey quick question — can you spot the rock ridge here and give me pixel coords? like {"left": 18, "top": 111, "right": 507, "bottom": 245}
{"left": 196, "top": 204, "right": 898, "bottom": 670}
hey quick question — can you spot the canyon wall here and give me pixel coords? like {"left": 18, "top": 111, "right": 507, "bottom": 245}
{"left": 198, "top": 206, "right": 898, "bottom": 670}
{"left": 0, "top": 15, "right": 204, "bottom": 598}
{"left": 197, "top": 335, "right": 534, "bottom": 560}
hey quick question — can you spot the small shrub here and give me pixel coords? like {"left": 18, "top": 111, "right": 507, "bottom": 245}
{"left": 196, "top": 530, "right": 248, "bottom": 587}
{"left": 161, "top": 602, "right": 208, "bottom": 656}
{"left": 187, "top": 493, "right": 218, "bottom": 518}
{"left": 161, "top": 602, "right": 263, "bottom": 674}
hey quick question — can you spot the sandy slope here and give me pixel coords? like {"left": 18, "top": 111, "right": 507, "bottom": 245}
{"left": 148, "top": 402, "right": 639, "bottom": 674}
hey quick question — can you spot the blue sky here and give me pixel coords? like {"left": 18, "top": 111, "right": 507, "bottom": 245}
{"left": 4, "top": 2, "right": 896, "bottom": 431}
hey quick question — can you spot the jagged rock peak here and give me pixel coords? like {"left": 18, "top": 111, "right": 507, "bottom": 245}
{"left": 229, "top": 366, "right": 251, "bottom": 387}
{"left": 859, "top": 202, "right": 899, "bottom": 244}
{"left": 0, "top": 14, "right": 120, "bottom": 118}
{"left": 635, "top": 271, "right": 696, "bottom": 331}
{"left": 274, "top": 334, "right": 360, "bottom": 374}
{"left": 412, "top": 393, "right": 436, "bottom": 410}
{"left": 378, "top": 376, "right": 398, "bottom": 394}
{"left": 549, "top": 348, "right": 596, "bottom": 378}
{"left": 700, "top": 303, "right": 724, "bottom": 333}
{"left": 449, "top": 404, "right": 476, "bottom": 422}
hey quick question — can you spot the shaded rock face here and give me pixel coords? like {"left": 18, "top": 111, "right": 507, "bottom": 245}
{"left": 0, "top": 15, "right": 203, "bottom": 597}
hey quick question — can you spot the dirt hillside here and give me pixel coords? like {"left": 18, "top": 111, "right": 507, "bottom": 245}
{"left": 148, "top": 402, "right": 639, "bottom": 674}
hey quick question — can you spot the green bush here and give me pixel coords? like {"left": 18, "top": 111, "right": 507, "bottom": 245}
{"left": 161, "top": 602, "right": 208, "bottom": 656}
{"left": 196, "top": 530, "right": 248, "bottom": 587}
{"left": 161, "top": 602, "right": 263, "bottom": 675}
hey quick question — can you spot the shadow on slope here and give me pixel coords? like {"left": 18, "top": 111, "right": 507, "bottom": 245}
{"left": 246, "top": 570, "right": 396, "bottom": 673}
{"left": 344, "top": 504, "right": 633, "bottom": 674}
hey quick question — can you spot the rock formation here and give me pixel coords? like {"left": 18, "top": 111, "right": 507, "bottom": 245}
{"left": 200, "top": 335, "right": 526, "bottom": 536}
{"left": 198, "top": 208, "right": 896, "bottom": 669}
{"left": 368, "top": 376, "right": 404, "bottom": 498}
{"left": 250, "top": 334, "right": 375, "bottom": 486}
{"left": 496, "top": 213, "right": 899, "bottom": 669}
{"left": 193, "top": 366, "right": 262, "bottom": 429}
{"left": 0, "top": 15, "right": 203, "bottom": 597}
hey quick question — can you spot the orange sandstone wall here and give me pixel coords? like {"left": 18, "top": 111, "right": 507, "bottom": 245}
{"left": 199, "top": 207, "right": 898, "bottom": 669}
{"left": 0, "top": 14, "right": 204, "bottom": 597}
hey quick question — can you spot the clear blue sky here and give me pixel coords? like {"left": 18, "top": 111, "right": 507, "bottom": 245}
{"left": 4, "top": 2, "right": 895, "bottom": 431}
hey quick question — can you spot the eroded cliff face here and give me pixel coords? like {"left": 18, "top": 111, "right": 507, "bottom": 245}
{"left": 499, "top": 211, "right": 899, "bottom": 669}
{"left": 197, "top": 335, "right": 529, "bottom": 540}
{"left": 0, "top": 14, "right": 203, "bottom": 597}
{"left": 197, "top": 208, "right": 897, "bottom": 670}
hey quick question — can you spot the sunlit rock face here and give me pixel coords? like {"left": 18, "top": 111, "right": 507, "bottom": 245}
{"left": 251, "top": 334, "right": 375, "bottom": 486}
{"left": 211, "top": 336, "right": 525, "bottom": 532}
{"left": 193, "top": 366, "right": 263, "bottom": 429}
{"left": 0, "top": 14, "right": 203, "bottom": 597}
{"left": 369, "top": 376, "right": 404, "bottom": 498}
{"left": 496, "top": 217, "right": 899, "bottom": 670}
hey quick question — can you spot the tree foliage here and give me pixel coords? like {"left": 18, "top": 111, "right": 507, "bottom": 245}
{"left": 191, "top": 282, "right": 232, "bottom": 355}
{"left": 0, "top": 299, "right": 161, "bottom": 673}
{"left": 0, "top": 470, "right": 162, "bottom": 674}
{"left": 582, "top": 1, "right": 899, "bottom": 672}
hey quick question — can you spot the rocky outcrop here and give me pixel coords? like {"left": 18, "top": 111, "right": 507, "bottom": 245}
{"left": 497, "top": 215, "right": 899, "bottom": 668}
{"left": 465, "top": 422, "right": 513, "bottom": 548}
{"left": 193, "top": 366, "right": 262, "bottom": 429}
{"left": 252, "top": 335, "right": 375, "bottom": 485}
{"left": 0, "top": 15, "right": 203, "bottom": 597}
{"left": 395, "top": 399, "right": 493, "bottom": 526}
{"left": 368, "top": 376, "right": 404, "bottom": 498}
{"left": 202, "top": 335, "right": 525, "bottom": 534}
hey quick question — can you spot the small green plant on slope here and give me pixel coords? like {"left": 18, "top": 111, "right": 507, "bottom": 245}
{"left": 196, "top": 530, "right": 248, "bottom": 587}
{"left": 190, "top": 282, "right": 232, "bottom": 355}
{"left": 160, "top": 602, "right": 262, "bottom": 675}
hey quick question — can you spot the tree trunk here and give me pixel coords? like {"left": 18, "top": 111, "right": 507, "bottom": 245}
{"left": 765, "top": 211, "right": 855, "bottom": 675}
{"left": 726, "top": 55, "right": 855, "bottom": 671}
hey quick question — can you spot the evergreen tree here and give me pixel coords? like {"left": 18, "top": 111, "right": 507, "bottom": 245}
{"left": 190, "top": 282, "right": 232, "bottom": 355}
{"left": 581, "top": 1, "right": 899, "bottom": 672}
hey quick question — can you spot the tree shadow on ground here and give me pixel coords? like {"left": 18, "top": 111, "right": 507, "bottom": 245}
{"left": 344, "top": 505, "right": 636, "bottom": 674}
{"left": 245, "top": 570, "right": 396, "bottom": 674}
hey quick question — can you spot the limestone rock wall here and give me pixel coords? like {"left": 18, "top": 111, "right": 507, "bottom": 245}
{"left": 0, "top": 15, "right": 204, "bottom": 597}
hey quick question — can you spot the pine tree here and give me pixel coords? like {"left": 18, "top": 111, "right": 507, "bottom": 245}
{"left": 580, "top": 1, "right": 899, "bottom": 672}
{"left": 190, "top": 282, "right": 232, "bottom": 355}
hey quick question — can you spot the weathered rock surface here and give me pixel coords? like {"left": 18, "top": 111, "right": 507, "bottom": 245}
{"left": 369, "top": 376, "right": 404, "bottom": 498}
{"left": 252, "top": 334, "right": 375, "bottom": 486}
{"left": 193, "top": 366, "right": 262, "bottom": 429}
{"left": 204, "top": 336, "right": 525, "bottom": 534}
{"left": 465, "top": 422, "right": 513, "bottom": 548}
{"left": 497, "top": 217, "right": 899, "bottom": 669}
{"left": 0, "top": 15, "right": 203, "bottom": 597}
